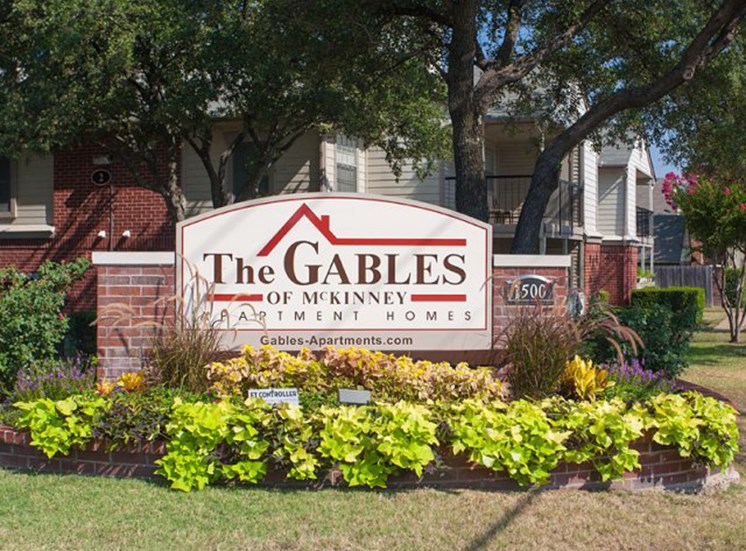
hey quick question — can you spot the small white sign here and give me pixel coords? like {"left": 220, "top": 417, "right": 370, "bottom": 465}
{"left": 248, "top": 387, "right": 299, "bottom": 406}
{"left": 338, "top": 388, "right": 372, "bottom": 405}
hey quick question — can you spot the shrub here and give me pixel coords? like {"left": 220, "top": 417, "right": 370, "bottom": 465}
{"left": 64, "top": 310, "right": 97, "bottom": 357}
{"left": 207, "top": 345, "right": 504, "bottom": 403}
{"left": 0, "top": 258, "right": 90, "bottom": 390}
{"left": 589, "top": 301, "right": 693, "bottom": 379}
{"left": 631, "top": 286, "right": 705, "bottom": 325}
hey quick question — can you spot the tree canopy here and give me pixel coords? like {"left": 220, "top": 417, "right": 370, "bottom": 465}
{"left": 0, "top": 0, "right": 449, "bottom": 221}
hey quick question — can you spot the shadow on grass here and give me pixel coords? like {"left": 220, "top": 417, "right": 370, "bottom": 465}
{"left": 687, "top": 344, "right": 746, "bottom": 366}
{"left": 463, "top": 489, "right": 539, "bottom": 551}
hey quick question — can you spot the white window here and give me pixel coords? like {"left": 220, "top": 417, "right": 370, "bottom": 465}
{"left": 335, "top": 136, "right": 357, "bottom": 192}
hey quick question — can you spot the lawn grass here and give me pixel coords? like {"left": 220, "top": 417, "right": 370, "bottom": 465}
{"left": 1, "top": 311, "right": 746, "bottom": 551}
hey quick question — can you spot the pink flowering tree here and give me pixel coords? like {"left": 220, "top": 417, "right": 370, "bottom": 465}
{"left": 663, "top": 173, "right": 746, "bottom": 342}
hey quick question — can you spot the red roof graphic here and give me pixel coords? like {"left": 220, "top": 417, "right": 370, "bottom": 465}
{"left": 257, "top": 203, "right": 467, "bottom": 257}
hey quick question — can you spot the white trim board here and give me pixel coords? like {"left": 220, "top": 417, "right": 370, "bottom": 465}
{"left": 493, "top": 254, "right": 571, "bottom": 268}
{"left": 92, "top": 251, "right": 175, "bottom": 266}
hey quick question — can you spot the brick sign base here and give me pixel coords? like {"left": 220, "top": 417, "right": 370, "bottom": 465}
{"left": 0, "top": 425, "right": 736, "bottom": 492}
{"left": 93, "top": 252, "right": 572, "bottom": 379}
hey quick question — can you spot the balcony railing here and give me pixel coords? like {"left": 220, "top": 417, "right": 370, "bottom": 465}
{"left": 636, "top": 206, "right": 653, "bottom": 238}
{"left": 444, "top": 175, "right": 583, "bottom": 228}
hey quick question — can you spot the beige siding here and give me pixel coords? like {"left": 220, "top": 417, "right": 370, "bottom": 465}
{"left": 182, "top": 126, "right": 321, "bottom": 217}
{"left": 365, "top": 146, "right": 441, "bottom": 205}
{"left": 598, "top": 169, "right": 625, "bottom": 237}
{"left": 583, "top": 142, "right": 599, "bottom": 235}
{"left": 12, "top": 154, "right": 54, "bottom": 226}
{"left": 495, "top": 142, "right": 537, "bottom": 175}
{"left": 272, "top": 130, "right": 320, "bottom": 195}
{"left": 181, "top": 135, "right": 223, "bottom": 217}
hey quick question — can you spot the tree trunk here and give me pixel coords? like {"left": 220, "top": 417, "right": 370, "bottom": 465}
{"left": 447, "top": 0, "right": 488, "bottom": 222}
{"left": 510, "top": 147, "right": 564, "bottom": 253}
{"left": 451, "top": 106, "right": 487, "bottom": 222}
{"left": 163, "top": 153, "right": 187, "bottom": 223}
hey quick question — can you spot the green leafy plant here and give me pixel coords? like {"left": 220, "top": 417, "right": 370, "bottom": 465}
{"left": 645, "top": 392, "right": 739, "bottom": 468}
{"left": 91, "top": 388, "right": 198, "bottom": 451}
{"left": 0, "top": 258, "right": 90, "bottom": 390}
{"left": 13, "top": 394, "right": 108, "bottom": 458}
{"left": 155, "top": 398, "right": 275, "bottom": 491}
{"left": 7, "top": 391, "right": 738, "bottom": 492}
{"left": 449, "top": 400, "right": 569, "bottom": 486}
{"left": 318, "top": 402, "right": 438, "bottom": 488}
{"left": 550, "top": 398, "right": 647, "bottom": 481}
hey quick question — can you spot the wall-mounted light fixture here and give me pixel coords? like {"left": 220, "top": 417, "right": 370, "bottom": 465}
{"left": 121, "top": 230, "right": 131, "bottom": 238}
{"left": 96, "top": 230, "right": 107, "bottom": 239}
{"left": 92, "top": 155, "right": 112, "bottom": 166}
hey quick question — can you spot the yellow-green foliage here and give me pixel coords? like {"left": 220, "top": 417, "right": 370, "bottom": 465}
{"left": 550, "top": 397, "right": 647, "bottom": 481}
{"left": 13, "top": 390, "right": 738, "bottom": 492}
{"left": 449, "top": 399, "right": 569, "bottom": 486}
{"left": 560, "top": 356, "right": 614, "bottom": 401}
{"left": 206, "top": 345, "right": 503, "bottom": 403}
{"left": 13, "top": 395, "right": 108, "bottom": 458}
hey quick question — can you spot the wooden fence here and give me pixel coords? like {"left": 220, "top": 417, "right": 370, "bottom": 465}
{"left": 655, "top": 265, "right": 714, "bottom": 306}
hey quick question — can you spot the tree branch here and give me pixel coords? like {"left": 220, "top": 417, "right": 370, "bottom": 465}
{"left": 512, "top": 0, "right": 746, "bottom": 253}
{"left": 494, "top": 0, "right": 525, "bottom": 68}
{"left": 476, "top": 0, "right": 613, "bottom": 109}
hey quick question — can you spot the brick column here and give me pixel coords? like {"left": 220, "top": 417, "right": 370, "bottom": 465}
{"left": 492, "top": 255, "right": 571, "bottom": 342}
{"left": 599, "top": 244, "right": 639, "bottom": 305}
{"left": 584, "top": 241, "right": 602, "bottom": 297}
{"left": 94, "top": 252, "right": 175, "bottom": 380}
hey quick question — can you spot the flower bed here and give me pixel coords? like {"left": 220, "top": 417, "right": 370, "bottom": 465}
{"left": 1, "top": 390, "right": 739, "bottom": 492}
{"left": 0, "top": 346, "right": 739, "bottom": 493}
{"left": 0, "top": 423, "right": 736, "bottom": 492}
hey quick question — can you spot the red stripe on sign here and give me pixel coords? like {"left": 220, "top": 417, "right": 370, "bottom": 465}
{"left": 410, "top": 294, "right": 467, "bottom": 302}
{"left": 210, "top": 294, "right": 263, "bottom": 302}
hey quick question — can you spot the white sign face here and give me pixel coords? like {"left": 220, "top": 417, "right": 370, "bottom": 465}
{"left": 177, "top": 193, "right": 492, "bottom": 350}
{"left": 248, "top": 388, "right": 300, "bottom": 406}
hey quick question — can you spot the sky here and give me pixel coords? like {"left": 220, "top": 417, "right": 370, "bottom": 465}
{"left": 649, "top": 144, "right": 680, "bottom": 180}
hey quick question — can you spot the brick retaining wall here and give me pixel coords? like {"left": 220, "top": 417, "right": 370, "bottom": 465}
{"left": 0, "top": 424, "right": 734, "bottom": 492}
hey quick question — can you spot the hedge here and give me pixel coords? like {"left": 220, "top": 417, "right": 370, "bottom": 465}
{"left": 631, "top": 287, "right": 705, "bottom": 326}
